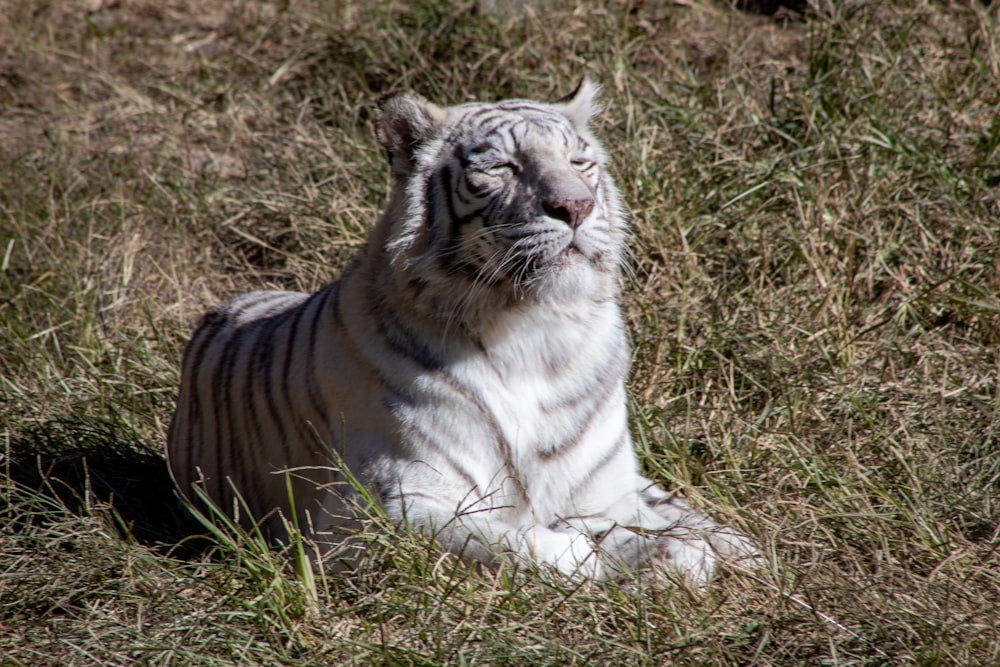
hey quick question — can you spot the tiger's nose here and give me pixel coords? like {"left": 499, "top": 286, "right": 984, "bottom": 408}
{"left": 543, "top": 195, "right": 595, "bottom": 229}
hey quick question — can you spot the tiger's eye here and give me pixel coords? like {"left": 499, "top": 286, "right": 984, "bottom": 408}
{"left": 484, "top": 162, "right": 519, "bottom": 176}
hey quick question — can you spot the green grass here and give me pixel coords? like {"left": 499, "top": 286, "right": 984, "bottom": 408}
{"left": 2, "top": 0, "right": 999, "bottom": 664}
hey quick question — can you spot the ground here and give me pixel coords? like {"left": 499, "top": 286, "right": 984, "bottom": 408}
{"left": 2, "top": 1, "right": 999, "bottom": 664}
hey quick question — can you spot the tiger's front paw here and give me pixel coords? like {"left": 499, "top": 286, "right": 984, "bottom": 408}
{"left": 651, "top": 532, "right": 718, "bottom": 585}
{"left": 644, "top": 491, "right": 763, "bottom": 582}
{"left": 511, "top": 525, "right": 605, "bottom": 581}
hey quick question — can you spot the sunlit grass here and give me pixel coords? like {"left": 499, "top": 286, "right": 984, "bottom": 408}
{"left": 2, "top": 0, "right": 998, "bottom": 664}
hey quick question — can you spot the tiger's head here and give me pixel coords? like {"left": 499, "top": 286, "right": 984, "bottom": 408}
{"left": 373, "top": 80, "right": 627, "bottom": 317}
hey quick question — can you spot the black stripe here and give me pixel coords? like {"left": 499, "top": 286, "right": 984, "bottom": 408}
{"left": 403, "top": 421, "right": 482, "bottom": 496}
{"left": 442, "top": 108, "right": 510, "bottom": 145}
{"left": 454, "top": 162, "right": 489, "bottom": 204}
{"left": 210, "top": 294, "right": 284, "bottom": 509}
{"left": 423, "top": 172, "right": 439, "bottom": 242}
{"left": 438, "top": 165, "right": 495, "bottom": 281}
{"left": 229, "top": 318, "right": 272, "bottom": 518}
{"left": 429, "top": 369, "right": 526, "bottom": 503}
{"left": 263, "top": 315, "right": 303, "bottom": 458}
{"left": 407, "top": 276, "right": 430, "bottom": 297}
{"left": 474, "top": 119, "right": 519, "bottom": 145}
{"left": 540, "top": 340, "right": 628, "bottom": 413}
{"left": 576, "top": 430, "right": 630, "bottom": 491}
{"left": 185, "top": 312, "right": 231, "bottom": 427}
{"left": 459, "top": 175, "right": 490, "bottom": 200}
{"left": 503, "top": 118, "right": 529, "bottom": 142}
{"left": 442, "top": 164, "right": 462, "bottom": 241}
{"left": 342, "top": 276, "right": 523, "bottom": 503}
{"left": 245, "top": 308, "right": 292, "bottom": 511}
{"left": 495, "top": 102, "right": 550, "bottom": 114}
{"left": 237, "top": 321, "right": 267, "bottom": 516}
{"left": 366, "top": 278, "right": 445, "bottom": 371}
{"left": 331, "top": 281, "right": 415, "bottom": 407}
{"left": 538, "top": 385, "right": 620, "bottom": 461}
{"left": 454, "top": 142, "right": 474, "bottom": 167}
{"left": 174, "top": 311, "right": 227, "bottom": 490}
{"left": 304, "top": 288, "right": 331, "bottom": 425}
{"left": 279, "top": 291, "right": 318, "bottom": 460}
{"left": 213, "top": 325, "right": 244, "bottom": 508}
{"left": 479, "top": 194, "right": 507, "bottom": 228}
{"left": 540, "top": 369, "right": 617, "bottom": 417}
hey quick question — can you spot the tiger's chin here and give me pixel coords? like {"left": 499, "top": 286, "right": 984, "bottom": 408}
{"left": 515, "top": 256, "right": 611, "bottom": 303}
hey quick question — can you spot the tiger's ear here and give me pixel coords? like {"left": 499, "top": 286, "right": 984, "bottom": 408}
{"left": 377, "top": 91, "right": 446, "bottom": 177}
{"left": 556, "top": 77, "right": 601, "bottom": 129}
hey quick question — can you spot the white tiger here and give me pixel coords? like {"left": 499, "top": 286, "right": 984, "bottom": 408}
{"left": 166, "top": 81, "right": 756, "bottom": 583}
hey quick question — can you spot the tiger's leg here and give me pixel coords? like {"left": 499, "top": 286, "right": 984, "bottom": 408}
{"left": 636, "top": 478, "right": 760, "bottom": 581}
{"left": 553, "top": 479, "right": 759, "bottom": 584}
{"left": 389, "top": 496, "right": 609, "bottom": 580}
{"left": 547, "top": 502, "right": 705, "bottom": 582}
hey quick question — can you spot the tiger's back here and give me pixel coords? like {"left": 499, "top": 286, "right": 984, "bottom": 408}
{"left": 167, "top": 81, "right": 756, "bottom": 581}
{"left": 168, "top": 288, "right": 334, "bottom": 535}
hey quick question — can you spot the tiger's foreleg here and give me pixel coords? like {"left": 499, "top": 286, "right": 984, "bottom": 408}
{"left": 547, "top": 479, "right": 759, "bottom": 585}
{"left": 391, "top": 498, "right": 608, "bottom": 579}
{"left": 637, "top": 479, "right": 761, "bottom": 582}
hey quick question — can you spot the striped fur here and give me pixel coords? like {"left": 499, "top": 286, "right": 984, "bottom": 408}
{"left": 167, "top": 81, "right": 755, "bottom": 583}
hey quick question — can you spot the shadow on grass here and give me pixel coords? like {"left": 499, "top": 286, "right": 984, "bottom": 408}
{"left": 4, "top": 417, "right": 208, "bottom": 556}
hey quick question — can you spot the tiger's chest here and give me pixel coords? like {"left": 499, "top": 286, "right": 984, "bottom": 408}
{"left": 444, "top": 304, "right": 630, "bottom": 510}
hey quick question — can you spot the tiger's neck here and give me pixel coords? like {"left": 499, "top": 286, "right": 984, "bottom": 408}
{"left": 344, "top": 259, "right": 620, "bottom": 387}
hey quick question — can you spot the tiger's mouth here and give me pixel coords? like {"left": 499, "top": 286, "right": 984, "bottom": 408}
{"left": 533, "top": 237, "right": 602, "bottom": 275}
{"left": 470, "top": 215, "right": 613, "bottom": 294}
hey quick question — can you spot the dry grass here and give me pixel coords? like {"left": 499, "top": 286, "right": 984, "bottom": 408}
{"left": 2, "top": 0, "right": 999, "bottom": 664}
